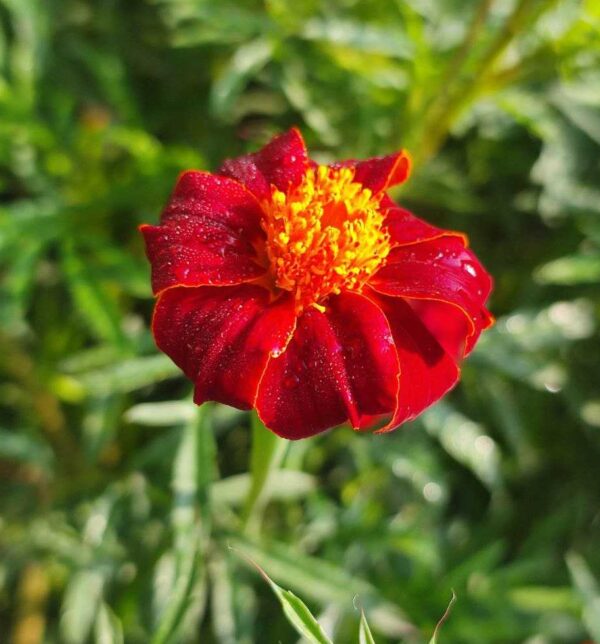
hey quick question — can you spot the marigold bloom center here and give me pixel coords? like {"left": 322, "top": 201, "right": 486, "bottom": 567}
{"left": 261, "top": 165, "right": 391, "bottom": 313}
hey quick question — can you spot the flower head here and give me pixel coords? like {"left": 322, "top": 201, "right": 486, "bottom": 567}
{"left": 141, "top": 129, "right": 493, "bottom": 439}
{"left": 262, "top": 164, "right": 390, "bottom": 314}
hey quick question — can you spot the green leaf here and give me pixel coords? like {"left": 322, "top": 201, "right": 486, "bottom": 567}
{"left": 210, "top": 38, "right": 275, "bottom": 119}
{"left": 125, "top": 401, "right": 197, "bottom": 426}
{"left": 62, "top": 243, "right": 129, "bottom": 350}
{"left": 0, "top": 237, "right": 43, "bottom": 330}
{"left": 359, "top": 610, "right": 377, "bottom": 644}
{"left": 151, "top": 406, "right": 213, "bottom": 644}
{"left": 566, "top": 552, "right": 600, "bottom": 641}
{"left": 72, "top": 354, "right": 180, "bottom": 396}
{"left": 60, "top": 569, "right": 105, "bottom": 644}
{"left": 241, "top": 412, "right": 287, "bottom": 533}
{"left": 301, "top": 17, "right": 413, "bottom": 59}
{"left": 212, "top": 470, "right": 315, "bottom": 506}
{"left": 151, "top": 535, "right": 202, "bottom": 644}
{"left": 227, "top": 535, "right": 413, "bottom": 639}
{"left": 236, "top": 551, "right": 333, "bottom": 644}
{"left": 509, "top": 586, "right": 579, "bottom": 613}
{"left": 535, "top": 253, "right": 600, "bottom": 284}
{"left": 208, "top": 549, "right": 240, "bottom": 644}
{"left": 422, "top": 403, "right": 501, "bottom": 489}
{"left": 0, "top": 428, "right": 53, "bottom": 469}
{"left": 274, "top": 588, "right": 333, "bottom": 644}
{"left": 94, "top": 602, "right": 124, "bottom": 644}
{"left": 82, "top": 394, "right": 122, "bottom": 461}
{"left": 0, "top": 198, "right": 59, "bottom": 242}
{"left": 280, "top": 61, "right": 339, "bottom": 146}
{"left": 159, "top": 3, "right": 270, "bottom": 47}
{"left": 428, "top": 592, "right": 456, "bottom": 644}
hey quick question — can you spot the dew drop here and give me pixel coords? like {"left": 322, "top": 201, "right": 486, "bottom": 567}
{"left": 464, "top": 262, "right": 477, "bottom": 277}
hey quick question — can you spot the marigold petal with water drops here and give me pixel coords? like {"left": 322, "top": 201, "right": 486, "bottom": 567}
{"left": 141, "top": 129, "right": 494, "bottom": 439}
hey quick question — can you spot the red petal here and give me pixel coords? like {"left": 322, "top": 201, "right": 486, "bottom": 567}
{"left": 152, "top": 285, "right": 296, "bottom": 410}
{"left": 382, "top": 196, "right": 466, "bottom": 247}
{"left": 370, "top": 236, "right": 493, "bottom": 355}
{"left": 218, "top": 128, "right": 309, "bottom": 200}
{"left": 408, "top": 299, "right": 473, "bottom": 361}
{"left": 366, "top": 291, "right": 460, "bottom": 431}
{"left": 255, "top": 292, "right": 399, "bottom": 439}
{"left": 331, "top": 151, "right": 411, "bottom": 193}
{"left": 141, "top": 171, "right": 267, "bottom": 295}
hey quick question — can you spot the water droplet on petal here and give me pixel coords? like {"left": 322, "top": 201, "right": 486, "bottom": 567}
{"left": 464, "top": 262, "right": 477, "bottom": 277}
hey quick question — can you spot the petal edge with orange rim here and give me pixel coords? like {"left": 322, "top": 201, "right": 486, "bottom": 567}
{"left": 366, "top": 291, "right": 460, "bottom": 432}
{"left": 255, "top": 292, "right": 399, "bottom": 439}
{"left": 218, "top": 128, "right": 309, "bottom": 200}
{"left": 330, "top": 151, "right": 411, "bottom": 194}
{"left": 369, "top": 235, "right": 494, "bottom": 356}
{"left": 381, "top": 196, "right": 467, "bottom": 248}
{"left": 152, "top": 285, "right": 296, "bottom": 410}
{"left": 142, "top": 171, "right": 267, "bottom": 295}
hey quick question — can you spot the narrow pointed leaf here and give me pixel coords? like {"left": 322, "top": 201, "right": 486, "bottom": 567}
{"left": 429, "top": 592, "right": 456, "bottom": 644}
{"left": 236, "top": 550, "right": 332, "bottom": 644}
{"left": 359, "top": 610, "right": 377, "bottom": 644}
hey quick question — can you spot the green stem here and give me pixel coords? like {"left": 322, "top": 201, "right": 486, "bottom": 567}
{"left": 414, "top": 0, "right": 557, "bottom": 165}
{"left": 241, "top": 412, "right": 287, "bottom": 535}
{"left": 432, "top": 0, "right": 494, "bottom": 107}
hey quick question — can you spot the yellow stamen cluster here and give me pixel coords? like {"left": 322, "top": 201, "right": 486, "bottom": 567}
{"left": 262, "top": 165, "right": 391, "bottom": 313}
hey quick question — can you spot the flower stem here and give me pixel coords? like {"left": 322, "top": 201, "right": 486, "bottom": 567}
{"left": 241, "top": 412, "right": 287, "bottom": 535}
{"left": 413, "top": 0, "right": 557, "bottom": 166}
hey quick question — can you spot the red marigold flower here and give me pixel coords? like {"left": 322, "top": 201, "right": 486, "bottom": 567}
{"left": 141, "top": 129, "right": 494, "bottom": 439}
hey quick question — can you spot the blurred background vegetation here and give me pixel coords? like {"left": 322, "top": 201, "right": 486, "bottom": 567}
{"left": 1, "top": 0, "right": 600, "bottom": 642}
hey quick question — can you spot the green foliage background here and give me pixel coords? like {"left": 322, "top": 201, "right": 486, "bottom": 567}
{"left": 1, "top": 0, "right": 600, "bottom": 642}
